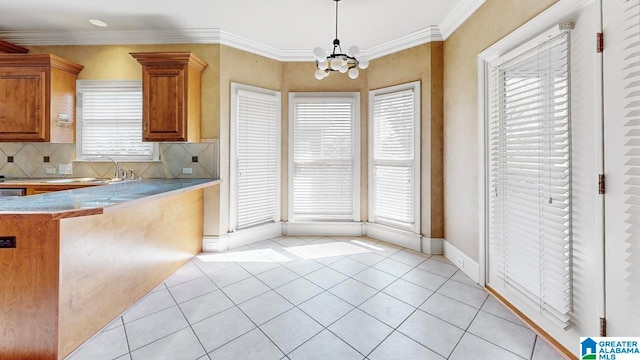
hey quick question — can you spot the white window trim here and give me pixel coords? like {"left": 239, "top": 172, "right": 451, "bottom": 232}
{"left": 288, "top": 92, "right": 361, "bottom": 222}
{"left": 75, "top": 80, "right": 159, "bottom": 162}
{"left": 368, "top": 81, "right": 421, "bottom": 234}
{"left": 229, "top": 82, "right": 282, "bottom": 232}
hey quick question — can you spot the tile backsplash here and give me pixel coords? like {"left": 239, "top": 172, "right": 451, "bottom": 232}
{"left": 0, "top": 141, "right": 219, "bottom": 179}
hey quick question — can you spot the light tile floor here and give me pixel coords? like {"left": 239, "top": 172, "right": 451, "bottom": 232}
{"left": 65, "top": 236, "right": 566, "bottom": 360}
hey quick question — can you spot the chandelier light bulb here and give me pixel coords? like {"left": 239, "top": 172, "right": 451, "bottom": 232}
{"left": 339, "top": 64, "right": 348, "bottom": 73}
{"left": 348, "top": 68, "right": 359, "bottom": 79}
{"left": 358, "top": 58, "right": 369, "bottom": 69}
{"left": 315, "top": 69, "right": 326, "bottom": 80}
{"left": 313, "top": 47, "right": 327, "bottom": 61}
{"left": 318, "top": 60, "right": 329, "bottom": 71}
{"left": 348, "top": 45, "right": 360, "bottom": 58}
{"left": 330, "top": 58, "right": 342, "bottom": 70}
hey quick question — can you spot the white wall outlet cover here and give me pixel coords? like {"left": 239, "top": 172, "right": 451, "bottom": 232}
{"left": 456, "top": 256, "right": 464, "bottom": 268}
{"left": 182, "top": 167, "right": 193, "bottom": 175}
{"left": 58, "top": 164, "right": 73, "bottom": 175}
{"left": 45, "top": 167, "right": 56, "bottom": 175}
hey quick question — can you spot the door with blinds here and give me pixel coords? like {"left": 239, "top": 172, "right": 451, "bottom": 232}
{"left": 485, "top": 1, "right": 601, "bottom": 346}
{"left": 488, "top": 29, "right": 573, "bottom": 327}
{"left": 230, "top": 84, "right": 281, "bottom": 231}
{"left": 602, "top": 0, "right": 640, "bottom": 335}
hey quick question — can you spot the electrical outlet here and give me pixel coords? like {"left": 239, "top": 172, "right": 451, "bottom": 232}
{"left": 456, "top": 256, "right": 464, "bottom": 268}
{"left": 45, "top": 167, "right": 56, "bottom": 175}
{"left": 58, "top": 164, "right": 73, "bottom": 175}
{"left": 182, "top": 167, "right": 193, "bottom": 175}
{"left": 558, "top": 22, "right": 575, "bottom": 31}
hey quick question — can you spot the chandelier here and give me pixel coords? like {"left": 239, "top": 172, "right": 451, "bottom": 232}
{"left": 313, "top": 0, "right": 369, "bottom": 80}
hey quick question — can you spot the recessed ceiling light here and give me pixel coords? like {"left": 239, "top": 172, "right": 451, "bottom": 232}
{"left": 89, "top": 19, "right": 108, "bottom": 27}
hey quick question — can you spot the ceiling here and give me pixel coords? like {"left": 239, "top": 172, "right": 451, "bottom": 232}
{"left": 0, "top": 0, "right": 485, "bottom": 60}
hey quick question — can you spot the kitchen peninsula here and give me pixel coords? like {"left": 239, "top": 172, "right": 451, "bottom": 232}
{"left": 0, "top": 178, "right": 219, "bottom": 360}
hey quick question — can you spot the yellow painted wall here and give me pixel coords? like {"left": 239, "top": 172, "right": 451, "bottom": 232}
{"left": 368, "top": 42, "right": 444, "bottom": 238}
{"left": 443, "top": 0, "right": 559, "bottom": 260}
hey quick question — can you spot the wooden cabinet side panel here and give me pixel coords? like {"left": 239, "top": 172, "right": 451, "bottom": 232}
{"left": 49, "top": 68, "right": 76, "bottom": 144}
{"left": 0, "top": 68, "right": 46, "bottom": 141}
{"left": 0, "top": 219, "right": 60, "bottom": 360}
{"left": 143, "top": 67, "right": 186, "bottom": 141}
{"left": 58, "top": 189, "right": 204, "bottom": 357}
{"left": 186, "top": 66, "right": 202, "bottom": 143}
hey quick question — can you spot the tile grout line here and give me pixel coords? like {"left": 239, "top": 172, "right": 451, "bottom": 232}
{"left": 119, "top": 318, "right": 132, "bottom": 360}
{"left": 444, "top": 294, "right": 488, "bottom": 359}
{"left": 530, "top": 336, "right": 540, "bottom": 360}
{"left": 452, "top": 294, "right": 533, "bottom": 360}
{"left": 364, "top": 260, "right": 457, "bottom": 358}
{"left": 164, "top": 286, "right": 211, "bottom": 359}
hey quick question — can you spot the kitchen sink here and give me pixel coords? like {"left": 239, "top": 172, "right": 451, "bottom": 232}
{"left": 46, "top": 178, "right": 100, "bottom": 183}
{"left": 46, "top": 178, "right": 122, "bottom": 184}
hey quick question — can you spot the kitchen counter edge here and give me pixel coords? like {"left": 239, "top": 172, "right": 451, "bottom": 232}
{"left": 0, "top": 178, "right": 220, "bottom": 220}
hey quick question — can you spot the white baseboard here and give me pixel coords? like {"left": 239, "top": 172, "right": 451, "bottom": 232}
{"left": 443, "top": 240, "right": 480, "bottom": 283}
{"left": 283, "top": 222, "right": 366, "bottom": 237}
{"left": 421, "top": 237, "right": 444, "bottom": 254}
{"left": 203, "top": 223, "right": 470, "bottom": 274}
{"left": 203, "top": 222, "right": 283, "bottom": 252}
{"left": 366, "top": 223, "right": 421, "bottom": 251}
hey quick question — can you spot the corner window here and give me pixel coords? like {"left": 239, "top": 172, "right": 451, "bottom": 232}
{"left": 369, "top": 82, "right": 421, "bottom": 233}
{"left": 76, "top": 80, "right": 157, "bottom": 161}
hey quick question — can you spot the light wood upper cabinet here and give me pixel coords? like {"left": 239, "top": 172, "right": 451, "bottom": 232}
{"left": 130, "top": 52, "right": 207, "bottom": 143}
{"left": 0, "top": 54, "right": 83, "bottom": 143}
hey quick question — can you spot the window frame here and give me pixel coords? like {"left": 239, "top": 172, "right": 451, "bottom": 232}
{"left": 368, "top": 81, "right": 421, "bottom": 234}
{"left": 288, "top": 92, "right": 361, "bottom": 222}
{"left": 75, "top": 80, "right": 158, "bottom": 162}
{"left": 229, "top": 82, "right": 282, "bottom": 231}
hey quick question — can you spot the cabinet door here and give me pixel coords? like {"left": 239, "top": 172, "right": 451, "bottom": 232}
{"left": 142, "top": 67, "right": 186, "bottom": 141}
{"left": 0, "top": 68, "right": 46, "bottom": 141}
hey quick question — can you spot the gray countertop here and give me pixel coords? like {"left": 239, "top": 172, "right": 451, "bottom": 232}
{"left": 0, "top": 178, "right": 219, "bottom": 219}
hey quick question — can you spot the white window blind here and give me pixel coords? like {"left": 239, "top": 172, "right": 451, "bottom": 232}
{"left": 77, "top": 80, "right": 154, "bottom": 161}
{"left": 488, "top": 30, "right": 572, "bottom": 326}
{"left": 369, "top": 82, "right": 420, "bottom": 232}
{"left": 622, "top": 0, "right": 640, "bottom": 313}
{"left": 289, "top": 94, "right": 360, "bottom": 221}
{"left": 231, "top": 85, "right": 280, "bottom": 230}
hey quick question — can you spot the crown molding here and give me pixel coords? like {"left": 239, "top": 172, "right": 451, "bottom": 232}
{"left": 364, "top": 25, "right": 443, "bottom": 60}
{"left": 217, "top": 30, "right": 288, "bottom": 61}
{"left": 439, "top": 0, "right": 486, "bottom": 39}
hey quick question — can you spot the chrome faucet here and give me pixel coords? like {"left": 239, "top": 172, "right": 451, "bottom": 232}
{"left": 90, "top": 156, "right": 119, "bottom": 179}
